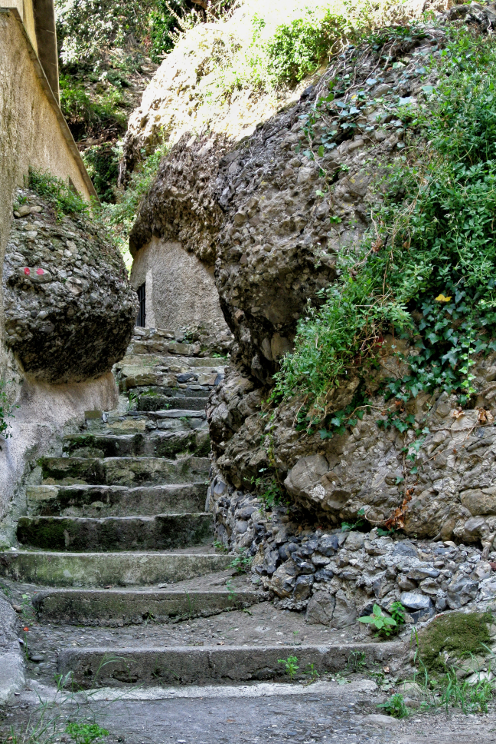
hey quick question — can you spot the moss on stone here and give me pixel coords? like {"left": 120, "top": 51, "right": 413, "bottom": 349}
{"left": 418, "top": 612, "right": 492, "bottom": 673}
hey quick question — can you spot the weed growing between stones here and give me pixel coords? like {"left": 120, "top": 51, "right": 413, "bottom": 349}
{"left": 0, "top": 381, "right": 17, "bottom": 441}
{"left": 377, "top": 692, "right": 409, "bottom": 718}
{"left": 274, "top": 27, "right": 496, "bottom": 426}
{"left": 358, "top": 603, "right": 398, "bottom": 637}
{"left": 278, "top": 655, "right": 299, "bottom": 679}
{"left": 229, "top": 548, "right": 253, "bottom": 574}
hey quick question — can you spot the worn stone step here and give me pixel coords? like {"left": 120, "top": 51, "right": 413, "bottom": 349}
{"left": 26, "top": 483, "right": 207, "bottom": 517}
{"left": 137, "top": 395, "right": 207, "bottom": 412}
{"left": 62, "top": 429, "right": 210, "bottom": 458}
{"left": 40, "top": 455, "right": 210, "bottom": 486}
{"left": 118, "top": 365, "right": 223, "bottom": 391}
{"left": 136, "top": 386, "right": 210, "bottom": 398}
{"left": 32, "top": 588, "right": 261, "bottom": 625}
{"left": 17, "top": 514, "right": 214, "bottom": 551}
{"left": 0, "top": 551, "right": 231, "bottom": 587}
{"left": 85, "top": 410, "right": 207, "bottom": 435}
{"left": 58, "top": 642, "right": 403, "bottom": 688}
{"left": 117, "top": 354, "right": 226, "bottom": 369}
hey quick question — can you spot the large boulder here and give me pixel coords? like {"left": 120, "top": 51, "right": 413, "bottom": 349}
{"left": 3, "top": 190, "right": 137, "bottom": 383}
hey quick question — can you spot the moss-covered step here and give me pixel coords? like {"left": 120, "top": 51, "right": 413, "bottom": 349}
{"left": 17, "top": 513, "right": 214, "bottom": 551}
{"left": 27, "top": 483, "right": 207, "bottom": 517}
{"left": 117, "top": 363, "right": 224, "bottom": 391}
{"left": 0, "top": 551, "right": 232, "bottom": 587}
{"left": 39, "top": 455, "right": 210, "bottom": 486}
{"left": 84, "top": 410, "right": 207, "bottom": 436}
{"left": 33, "top": 588, "right": 261, "bottom": 625}
{"left": 57, "top": 642, "right": 403, "bottom": 688}
{"left": 62, "top": 429, "right": 210, "bottom": 458}
{"left": 136, "top": 395, "right": 207, "bottom": 412}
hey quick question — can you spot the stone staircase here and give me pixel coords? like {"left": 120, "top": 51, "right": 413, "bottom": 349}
{"left": 0, "top": 328, "right": 402, "bottom": 690}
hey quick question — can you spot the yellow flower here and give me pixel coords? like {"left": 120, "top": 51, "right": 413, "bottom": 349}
{"left": 435, "top": 293, "right": 452, "bottom": 302}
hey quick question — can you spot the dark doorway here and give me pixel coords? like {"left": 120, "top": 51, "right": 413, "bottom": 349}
{"left": 137, "top": 283, "right": 146, "bottom": 327}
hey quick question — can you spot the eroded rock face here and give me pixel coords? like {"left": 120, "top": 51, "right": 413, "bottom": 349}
{"left": 3, "top": 190, "right": 137, "bottom": 383}
{"left": 132, "top": 21, "right": 496, "bottom": 546}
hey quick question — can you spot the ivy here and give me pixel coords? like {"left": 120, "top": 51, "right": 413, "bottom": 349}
{"left": 274, "top": 28, "right": 496, "bottom": 422}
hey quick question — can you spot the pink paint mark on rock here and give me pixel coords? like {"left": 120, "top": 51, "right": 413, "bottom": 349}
{"left": 36, "top": 268, "right": 44, "bottom": 275}
{"left": 24, "top": 267, "right": 30, "bottom": 275}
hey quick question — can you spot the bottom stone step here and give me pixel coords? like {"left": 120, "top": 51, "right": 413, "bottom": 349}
{"left": 58, "top": 642, "right": 403, "bottom": 688}
{"left": 0, "top": 551, "right": 232, "bottom": 587}
{"left": 33, "top": 588, "right": 262, "bottom": 625}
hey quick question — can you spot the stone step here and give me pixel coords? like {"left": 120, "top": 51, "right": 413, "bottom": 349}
{"left": 0, "top": 551, "right": 232, "bottom": 587}
{"left": 86, "top": 409, "right": 207, "bottom": 435}
{"left": 118, "top": 364, "right": 223, "bottom": 391}
{"left": 117, "top": 354, "right": 226, "bottom": 369}
{"left": 32, "top": 588, "right": 261, "bottom": 625}
{"left": 17, "top": 514, "right": 214, "bottom": 552}
{"left": 136, "top": 395, "right": 207, "bottom": 412}
{"left": 27, "top": 483, "right": 207, "bottom": 517}
{"left": 62, "top": 429, "right": 210, "bottom": 458}
{"left": 132, "top": 385, "right": 210, "bottom": 399}
{"left": 40, "top": 455, "right": 210, "bottom": 486}
{"left": 57, "top": 642, "right": 403, "bottom": 688}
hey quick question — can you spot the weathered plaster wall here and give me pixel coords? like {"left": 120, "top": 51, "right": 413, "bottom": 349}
{"left": 2, "top": 0, "right": 37, "bottom": 52}
{"left": 130, "top": 236, "right": 228, "bottom": 333}
{"left": 0, "top": 373, "right": 118, "bottom": 546}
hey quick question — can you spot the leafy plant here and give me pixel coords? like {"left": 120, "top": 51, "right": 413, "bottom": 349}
{"left": 229, "top": 549, "right": 253, "bottom": 574}
{"left": 377, "top": 692, "right": 409, "bottom": 719}
{"left": 303, "top": 662, "right": 320, "bottom": 680}
{"left": 346, "top": 650, "right": 366, "bottom": 673}
{"left": 341, "top": 507, "right": 366, "bottom": 532}
{"left": 27, "top": 169, "right": 89, "bottom": 219}
{"left": 359, "top": 604, "right": 397, "bottom": 637}
{"left": 390, "top": 601, "right": 406, "bottom": 627}
{"left": 278, "top": 655, "right": 299, "bottom": 680}
{"left": 65, "top": 722, "right": 109, "bottom": 744}
{"left": 251, "top": 469, "right": 285, "bottom": 510}
{"left": 213, "top": 539, "right": 229, "bottom": 553}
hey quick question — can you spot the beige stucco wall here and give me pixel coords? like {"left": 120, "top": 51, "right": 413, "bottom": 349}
{"left": 0, "top": 372, "right": 118, "bottom": 546}
{"left": 131, "top": 236, "right": 228, "bottom": 332}
{"left": 0, "top": 9, "right": 112, "bottom": 542}
{"left": 2, "top": 0, "right": 37, "bottom": 51}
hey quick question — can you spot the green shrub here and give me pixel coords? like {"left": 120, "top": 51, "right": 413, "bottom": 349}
{"left": 28, "top": 169, "right": 89, "bottom": 219}
{"left": 82, "top": 144, "right": 120, "bottom": 203}
{"left": 274, "top": 29, "right": 496, "bottom": 421}
{"left": 99, "top": 140, "right": 168, "bottom": 267}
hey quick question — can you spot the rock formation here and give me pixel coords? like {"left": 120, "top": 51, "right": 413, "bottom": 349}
{"left": 4, "top": 190, "right": 137, "bottom": 383}
{"left": 127, "top": 5, "right": 496, "bottom": 619}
